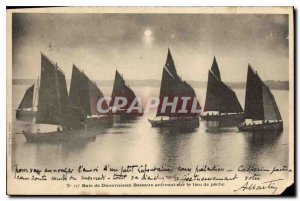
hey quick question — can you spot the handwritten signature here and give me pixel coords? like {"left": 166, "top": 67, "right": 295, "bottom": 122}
{"left": 233, "top": 179, "right": 283, "bottom": 194}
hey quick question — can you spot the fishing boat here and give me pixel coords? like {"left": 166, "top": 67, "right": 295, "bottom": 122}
{"left": 148, "top": 48, "right": 201, "bottom": 128}
{"left": 69, "top": 65, "right": 113, "bottom": 128}
{"left": 201, "top": 57, "right": 244, "bottom": 126}
{"left": 110, "top": 70, "right": 143, "bottom": 121}
{"left": 23, "top": 53, "right": 92, "bottom": 142}
{"left": 238, "top": 64, "right": 283, "bottom": 132}
{"left": 16, "top": 79, "right": 39, "bottom": 121}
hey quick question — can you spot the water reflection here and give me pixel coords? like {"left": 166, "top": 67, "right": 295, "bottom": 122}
{"left": 242, "top": 131, "right": 283, "bottom": 167}
{"left": 155, "top": 127, "right": 197, "bottom": 170}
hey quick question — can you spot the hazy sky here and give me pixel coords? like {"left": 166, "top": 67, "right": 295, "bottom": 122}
{"left": 12, "top": 13, "right": 289, "bottom": 82}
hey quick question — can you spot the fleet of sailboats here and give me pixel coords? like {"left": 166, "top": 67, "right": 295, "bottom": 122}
{"left": 17, "top": 48, "right": 284, "bottom": 142}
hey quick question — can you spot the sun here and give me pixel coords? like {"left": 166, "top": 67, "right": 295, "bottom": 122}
{"left": 144, "top": 29, "right": 152, "bottom": 37}
{"left": 143, "top": 29, "right": 153, "bottom": 45}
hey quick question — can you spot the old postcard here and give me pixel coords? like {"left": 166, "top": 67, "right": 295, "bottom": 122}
{"left": 6, "top": 7, "right": 294, "bottom": 195}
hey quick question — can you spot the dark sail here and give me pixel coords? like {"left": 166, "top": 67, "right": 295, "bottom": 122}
{"left": 244, "top": 64, "right": 265, "bottom": 120}
{"left": 262, "top": 83, "right": 282, "bottom": 120}
{"left": 110, "top": 70, "right": 142, "bottom": 114}
{"left": 156, "top": 49, "right": 201, "bottom": 117}
{"left": 211, "top": 56, "right": 221, "bottom": 80}
{"left": 88, "top": 79, "right": 108, "bottom": 115}
{"left": 18, "top": 84, "right": 34, "bottom": 109}
{"left": 69, "top": 65, "right": 108, "bottom": 117}
{"left": 204, "top": 70, "right": 243, "bottom": 113}
{"left": 36, "top": 53, "right": 70, "bottom": 126}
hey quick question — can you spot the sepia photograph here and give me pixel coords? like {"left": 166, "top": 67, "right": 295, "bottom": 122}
{"left": 6, "top": 6, "right": 294, "bottom": 195}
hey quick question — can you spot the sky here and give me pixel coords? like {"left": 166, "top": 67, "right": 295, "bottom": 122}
{"left": 12, "top": 13, "right": 289, "bottom": 82}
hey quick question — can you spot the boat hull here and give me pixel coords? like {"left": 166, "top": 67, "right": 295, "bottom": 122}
{"left": 238, "top": 121, "right": 283, "bottom": 132}
{"left": 113, "top": 113, "right": 142, "bottom": 123}
{"left": 201, "top": 113, "right": 244, "bottom": 127}
{"left": 201, "top": 113, "right": 244, "bottom": 121}
{"left": 16, "top": 110, "right": 37, "bottom": 121}
{"left": 23, "top": 128, "right": 96, "bottom": 142}
{"left": 86, "top": 115, "right": 113, "bottom": 128}
{"left": 148, "top": 117, "right": 199, "bottom": 128}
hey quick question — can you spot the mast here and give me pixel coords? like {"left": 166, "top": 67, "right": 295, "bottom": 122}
{"left": 156, "top": 48, "right": 201, "bottom": 117}
{"left": 32, "top": 76, "right": 39, "bottom": 111}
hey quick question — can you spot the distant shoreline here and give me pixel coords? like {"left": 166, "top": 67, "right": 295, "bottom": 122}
{"left": 12, "top": 79, "right": 289, "bottom": 90}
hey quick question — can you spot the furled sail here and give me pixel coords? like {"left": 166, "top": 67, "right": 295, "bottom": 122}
{"left": 110, "top": 70, "right": 142, "bottom": 114}
{"left": 204, "top": 57, "right": 243, "bottom": 113}
{"left": 244, "top": 64, "right": 282, "bottom": 121}
{"left": 156, "top": 48, "right": 201, "bottom": 117}
{"left": 36, "top": 53, "right": 70, "bottom": 126}
{"left": 18, "top": 84, "right": 34, "bottom": 109}
{"left": 69, "top": 65, "right": 109, "bottom": 117}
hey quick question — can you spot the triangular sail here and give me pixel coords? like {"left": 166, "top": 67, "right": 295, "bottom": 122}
{"left": 36, "top": 53, "right": 70, "bottom": 126}
{"left": 244, "top": 65, "right": 264, "bottom": 120}
{"left": 262, "top": 83, "right": 282, "bottom": 120}
{"left": 211, "top": 56, "right": 221, "bottom": 80}
{"left": 69, "top": 65, "right": 108, "bottom": 117}
{"left": 156, "top": 49, "right": 201, "bottom": 117}
{"left": 18, "top": 84, "right": 34, "bottom": 109}
{"left": 204, "top": 70, "right": 243, "bottom": 113}
{"left": 244, "top": 64, "right": 282, "bottom": 121}
{"left": 69, "top": 65, "right": 90, "bottom": 116}
{"left": 110, "top": 70, "right": 142, "bottom": 114}
{"left": 88, "top": 79, "right": 108, "bottom": 115}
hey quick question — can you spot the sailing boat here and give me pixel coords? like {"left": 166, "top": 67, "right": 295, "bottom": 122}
{"left": 22, "top": 53, "right": 90, "bottom": 142}
{"left": 16, "top": 79, "right": 38, "bottom": 121}
{"left": 201, "top": 57, "right": 244, "bottom": 125}
{"left": 148, "top": 48, "right": 201, "bottom": 128}
{"left": 238, "top": 64, "right": 283, "bottom": 132}
{"left": 69, "top": 65, "right": 113, "bottom": 128}
{"left": 110, "top": 70, "right": 143, "bottom": 120}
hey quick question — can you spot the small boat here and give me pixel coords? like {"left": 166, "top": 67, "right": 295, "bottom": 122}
{"left": 148, "top": 48, "right": 201, "bottom": 128}
{"left": 201, "top": 57, "right": 244, "bottom": 126}
{"left": 16, "top": 79, "right": 39, "bottom": 121}
{"left": 69, "top": 65, "right": 113, "bottom": 128}
{"left": 238, "top": 64, "right": 283, "bottom": 132}
{"left": 22, "top": 53, "right": 92, "bottom": 142}
{"left": 110, "top": 70, "right": 143, "bottom": 121}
